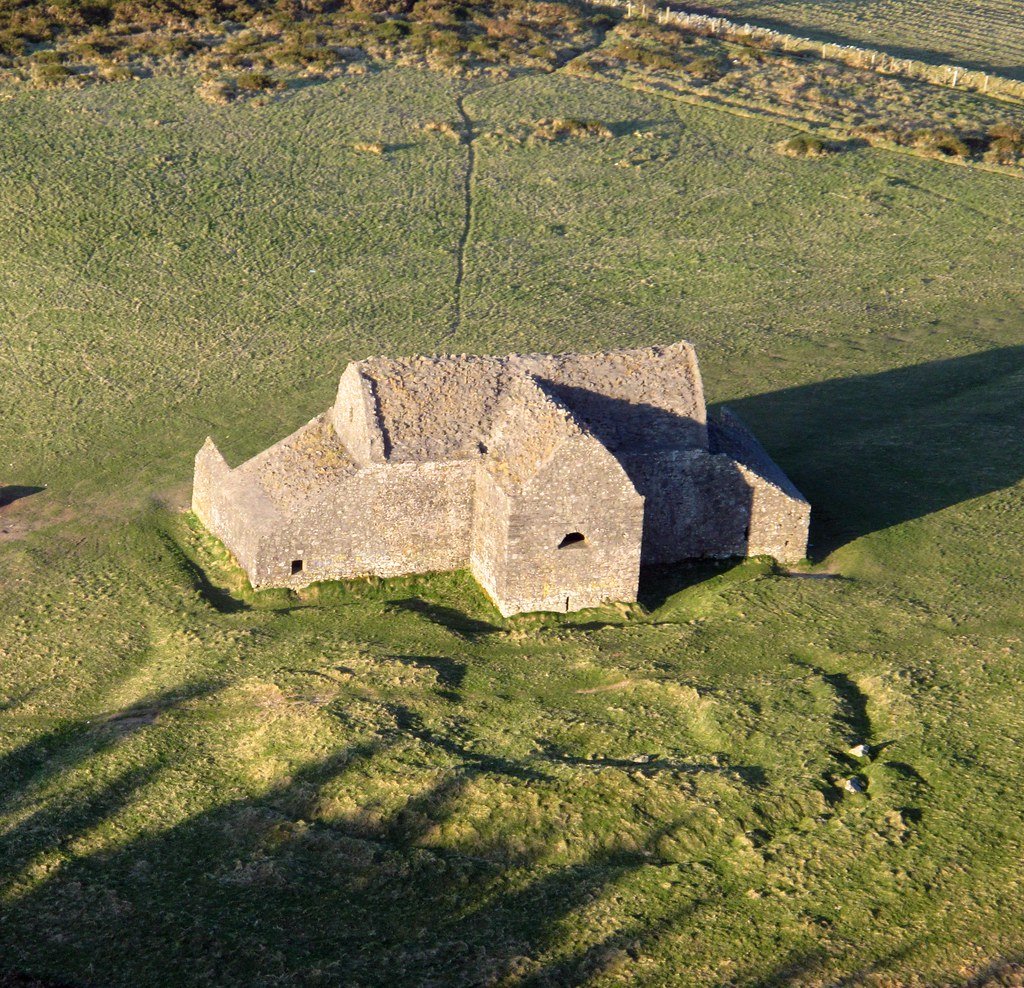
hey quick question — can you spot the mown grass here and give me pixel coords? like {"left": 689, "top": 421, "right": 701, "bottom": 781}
{"left": 690, "top": 0, "right": 1024, "bottom": 80}
{"left": 1, "top": 66, "right": 1024, "bottom": 985}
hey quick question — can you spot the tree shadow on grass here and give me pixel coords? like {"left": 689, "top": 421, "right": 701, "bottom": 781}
{"left": 727, "top": 345, "right": 1024, "bottom": 560}
{"left": 0, "top": 691, "right": 769, "bottom": 987}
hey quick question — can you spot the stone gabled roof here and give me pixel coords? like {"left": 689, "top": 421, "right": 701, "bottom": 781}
{"left": 233, "top": 414, "right": 358, "bottom": 515}
{"left": 482, "top": 375, "right": 590, "bottom": 491}
{"left": 708, "top": 407, "right": 809, "bottom": 504}
{"left": 341, "top": 341, "right": 707, "bottom": 464}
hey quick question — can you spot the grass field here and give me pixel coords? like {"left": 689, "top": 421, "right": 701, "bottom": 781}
{"left": 689, "top": 0, "right": 1024, "bottom": 80}
{"left": 2, "top": 64, "right": 1024, "bottom": 986}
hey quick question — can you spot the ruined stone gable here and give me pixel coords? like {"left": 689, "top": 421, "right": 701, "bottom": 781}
{"left": 193, "top": 342, "right": 809, "bottom": 615}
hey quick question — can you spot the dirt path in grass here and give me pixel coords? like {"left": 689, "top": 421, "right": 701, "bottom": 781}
{"left": 448, "top": 93, "right": 477, "bottom": 338}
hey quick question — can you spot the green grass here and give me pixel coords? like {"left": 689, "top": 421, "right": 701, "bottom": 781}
{"left": 693, "top": 0, "right": 1024, "bottom": 79}
{"left": 1, "top": 65, "right": 1024, "bottom": 985}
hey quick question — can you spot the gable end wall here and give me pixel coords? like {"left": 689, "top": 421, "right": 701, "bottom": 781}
{"left": 331, "top": 364, "right": 386, "bottom": 465}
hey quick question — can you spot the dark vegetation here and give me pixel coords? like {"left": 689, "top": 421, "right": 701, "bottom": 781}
{"left": 0, "top": 0, "right": 615, "bottom": 85}
{"left": 589, "top": 19, "right": 1024, "bottom": 171}
{"left": 777, "top": 132, "right": 828, "bottom": 157}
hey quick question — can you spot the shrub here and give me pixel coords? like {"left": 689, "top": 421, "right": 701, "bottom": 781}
{"left": 353, "top": 140, "right": 385, "bottom": 154}
{"left": 422, "top": 119, "right": 464, "bottom": 140}
{"left": 988, "top": 122, "right": 1024, "bottom": 147}
{"left": 30, "top": 60, "right": 70, "bottom": 86}
{"left": 195, "top": 77, "right": 236, "bottom": 104}
{"left": 911, "top": 127, "right": 970, "bottom": 157}
{"left": 234, "top": 70, "right": 277, "bottom": 91}
{"left": 985, "top": 137, "right": 1021, "bottom": 166}
{"left": 426, "top": 28, "right": 465, "bottom": 55}
{"left": 98, "top": 63, "right": 133, "bottom": 81}
{"left": 268, "top": 39, "right": 339, "bottom": 69}
{"left": 609, "top": 42, "right": 678, "bottom": 72}
{"left": 777, "top": 133, "right": 829, "bottom": 157}
{"left": 0, "top": 30, "right": 27, "bottom": 55}
{"left": 373, "top": 19, "right": 411, "bottom": 41}
{"left": 531, "top": 117, "right": 613, "bottom": 141}
{"left": 684, "top": 54, "right": 725, "bottom": 79}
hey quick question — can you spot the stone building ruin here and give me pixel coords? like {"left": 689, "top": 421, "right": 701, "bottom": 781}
{"left": 192, "top": 342, "right": 809, "bottom": 616}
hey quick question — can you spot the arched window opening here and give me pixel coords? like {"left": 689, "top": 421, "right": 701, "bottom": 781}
{"left": 558, "top": 532, "right": 585, "bottom": 549}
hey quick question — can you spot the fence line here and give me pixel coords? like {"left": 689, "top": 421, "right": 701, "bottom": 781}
{"left": 606, "top": 1, "right": 1024, "bottom": 103}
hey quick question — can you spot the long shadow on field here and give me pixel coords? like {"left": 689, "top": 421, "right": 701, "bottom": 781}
{"left": 726, "top": 345, "right": 1024, "bottom": 559}
{"left": 0, "top": 691, "right": 763, "bottom": 987}
{"left": 676, "top": 2, "right": 1024, "bottom": 79}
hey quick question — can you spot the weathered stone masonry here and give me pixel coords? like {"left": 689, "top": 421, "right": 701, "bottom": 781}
{"left": 192, "top": 342, "right": 810, "bottom": 616}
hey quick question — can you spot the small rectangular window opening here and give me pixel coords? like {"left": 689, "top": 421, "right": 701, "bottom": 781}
{"left": 291, "top": 559, "right": 303, "bottom": 575}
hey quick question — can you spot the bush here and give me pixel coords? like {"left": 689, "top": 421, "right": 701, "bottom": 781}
{"left": 98, "top": 63, "right": 133, "bottom": 81}
{"left": 777, "top": 133, "right": 829, "bottom": 157}
{"left": 373, "top": 19, "right": 411, "bottom": 41}
{"left": 422, "top": 119, "right": 464, "bottom": 140}
{"left": 911, "top": 127, "right": 970, "bottom": 158}
{"left": 530, "top": 117, "right": 613, "bottom": 141}
{"left": 195, "top": 77, "right": 236, "bottom": 104}
{"left": 234, "top": 70, "right": 277, "bottom": 91}
{"left": 985, "top": 137, "right": 1021, "bottom": 166}
{"left": 684, "top": 54, "right": 724, "bottom": 79}
{"left": 609, "top": 42, "right": 678, "bottom": 72}
{"left": 30, "top": 60, "right": 69, "bottom": 86}
{"left": 988, "top": 122, "right": 1024, "bottom": 145}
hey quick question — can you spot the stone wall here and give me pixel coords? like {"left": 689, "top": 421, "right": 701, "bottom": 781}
{"left": 625, "top": 449, "right": 751, "bottom": 564}
{"left": 192, "top": 438, "right": 281, "bottom": 578}
{"left": 482, "top": 434, "right": 644, "bottom": 615}
{"left": 709, "top": 407, "right": 810, "bottom": 563}
{"left": 243, "top": 459, "right": 477, "bottom": 588}
{"left": 469, "top": 464, "right": 510, "bottom": 606}
{"left": 330, "top": 364, "right": 385, "bottom": 465}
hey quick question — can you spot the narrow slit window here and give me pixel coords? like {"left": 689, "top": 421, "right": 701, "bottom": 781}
{"left": 291, "top": 559, "right": 303, "bottom": 575}
{"left": 558, "top": 532, "right": 585, "bottom": 549}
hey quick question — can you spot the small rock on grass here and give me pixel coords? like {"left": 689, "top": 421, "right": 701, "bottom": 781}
{"left": 843, "top": 777, "right": 867, "bottom": 794}
{"left": 848, "top": 743, "right": 871, "bottom": 758}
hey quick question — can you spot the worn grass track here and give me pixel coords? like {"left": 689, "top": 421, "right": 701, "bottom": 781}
{"left": 1, "top": 66, "right": 1023, "bottom": 986}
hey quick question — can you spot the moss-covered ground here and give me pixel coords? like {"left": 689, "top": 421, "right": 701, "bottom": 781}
{"left": 1, "top": 66, "right": 1023, "bottom": 985}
